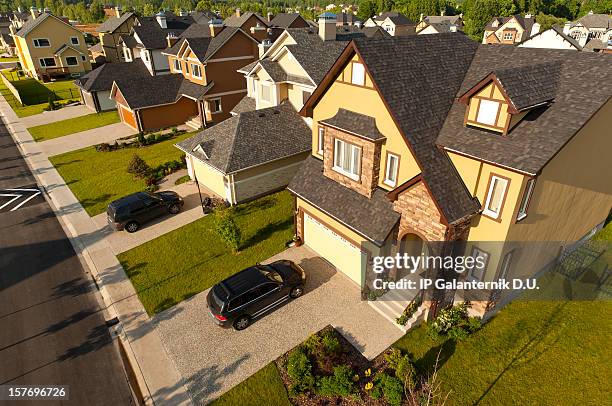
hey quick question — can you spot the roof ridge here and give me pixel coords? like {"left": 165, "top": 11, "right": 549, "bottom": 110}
{"left": 223, "top": 113, "right": 241, "bottom": 173}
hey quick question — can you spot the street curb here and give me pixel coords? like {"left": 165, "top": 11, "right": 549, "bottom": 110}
{"left": 0, "top": 99, "right": 192, "bottom": 406}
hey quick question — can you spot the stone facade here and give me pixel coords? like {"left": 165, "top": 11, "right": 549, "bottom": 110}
{"left": 393, "top": 181, "right": 447, "bottom": 242}
{"left": 322, "top": 126, "right": 383, "bottom": 198}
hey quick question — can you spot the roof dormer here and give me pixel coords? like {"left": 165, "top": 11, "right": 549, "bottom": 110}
{"left": 458, "top": 62, "right": 559, "bottom": 135}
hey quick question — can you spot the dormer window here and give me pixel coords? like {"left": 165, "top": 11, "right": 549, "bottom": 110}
{"left": 476, "top": 99, "right": 500, "bottom": 126}
{"left": 351, "top": 62, "right": 365, "bottom": 86}
{"left": 173, "top": 59, "right": 181, "bottom": 72}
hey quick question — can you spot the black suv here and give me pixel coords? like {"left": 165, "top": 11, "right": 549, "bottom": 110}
{"left": 107, "top": 191, "right": 183, "bottom": 233}
{"left": 207, "top": 260, "right": 306, "bottom": 330}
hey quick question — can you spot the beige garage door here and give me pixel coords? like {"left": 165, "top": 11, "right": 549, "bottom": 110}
{"left": 303, "top": 213, "right": 366, "bottom": 286}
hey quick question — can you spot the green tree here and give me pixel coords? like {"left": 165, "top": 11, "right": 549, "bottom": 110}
{"left": 463, "top": 0, "right": 516, "bottom": 41}
{"left": 196, "top": 0, "right": 213, "bottom": 11}
{"left": 535, "top": 12, "right": 567, "bottom": 30}
{"left": 143, "top": 3, "right": 156, "bottom": 16}
{"left": 213, "top": 207, "right": 241, "bottom": 253}
{"left": 357, "top": 0, "right": 377, "bottom": 20}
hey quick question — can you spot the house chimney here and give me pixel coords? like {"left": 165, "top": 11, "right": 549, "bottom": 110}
{"left": 30, "top": 6, "right": 39, "bottom": 19}
{"left": 419, "top": 13, "right": 423, "bottom": 21}
{"left": 156, "top": 11, "right": 167, "bottom": 29}
{"left": 235, "top": 8, "right": 242, "bottom": 18}
{"left": 249, "top": 22, "right": 268, "bottom": 42}
{"left": 267, "top": 12, "right": 273, "bottom": 23}
{"left": 258, "top": 38, "right": 272, "bottom": 57}
{"left": 530, "top": 22, "right": 540, "bottom": 37}
{"left": 441, "top": 9, "right": 445, "bottom": 16}
{"left": 209, "top": 18, "right": 223, "bottom": 37}
{"left": 167, "top": 33, "right": 178, "bottom": 47}
{"left": 318, "top": 12, "right": 336, "bottom": 41}
{"left": 115, "top": 5, "right": 122, "bottom": 18}
{"left": 563, "top": 21, "right": 571, "bottom": 35}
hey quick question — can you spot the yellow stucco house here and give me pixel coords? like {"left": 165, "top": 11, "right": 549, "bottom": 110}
{"left": 11, "top": 11, "right": 91, "bottom": 80}
{"left": 290, "top": 33, "right": 612, "bottom": 319}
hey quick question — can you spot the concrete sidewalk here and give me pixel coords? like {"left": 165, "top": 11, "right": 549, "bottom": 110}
{"left": 0, "top": 97, "right": 192, "bottom": 405}
{"left": 19, "top": 104, "right": 90, "bottom": 128}
{"left": 39, "top": 122, "right": 136, "bottom": 157}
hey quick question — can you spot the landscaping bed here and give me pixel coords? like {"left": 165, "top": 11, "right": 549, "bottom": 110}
{"left": 28, "top": 110, "right": 120, "bottom": 142}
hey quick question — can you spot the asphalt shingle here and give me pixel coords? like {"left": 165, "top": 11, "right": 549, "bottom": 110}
{"left": 320, "top": 108, "right": 385, "bottom": 140}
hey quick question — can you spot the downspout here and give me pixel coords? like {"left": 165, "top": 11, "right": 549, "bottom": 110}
{"left": 135, "top": 109, "right": 144, "bottom": 132}
{"left": 230, "top": 173, "right": 237, "bottom": 205}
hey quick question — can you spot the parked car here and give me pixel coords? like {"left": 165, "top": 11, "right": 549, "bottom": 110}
{"left": 107, "top": 191, "right": 183, "bottom": 233}
{"left": 207, "top": 260, "right": 306, "bottom": 330}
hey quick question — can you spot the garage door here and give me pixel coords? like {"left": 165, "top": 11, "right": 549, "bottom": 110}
{"left": 303, "top": 213, "right": 366, "bottom": 286}
{"left": 118, "top": 105, "right": 138, "bottom": 130}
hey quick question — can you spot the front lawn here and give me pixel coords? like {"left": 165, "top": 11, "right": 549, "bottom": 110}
{"left": 49, "top": 132, "right": 193, "bottom": 216}
{"left": 117, "top": 191, "right": 294, "bottom": 314}
{"left": 0, "top": 57, "right": 19, "bottom": 62}
{"left": 28, "top": 111, "right": 120, "bottom": 142}
{"left": 210, "top": 363, "right": 291, "bottom": 406}
{"left": 2, "top": 70, "right": 80, "bottom": 104}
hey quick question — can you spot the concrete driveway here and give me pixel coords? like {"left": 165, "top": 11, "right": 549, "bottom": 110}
{"left": 20, "top": 104, "right": 90, "bottom": 128}
{"left": 154, "top": 245, "right": 404, "bottom": 404}
{"left": 39, "top": 122, "right": 136, "bottom": 156}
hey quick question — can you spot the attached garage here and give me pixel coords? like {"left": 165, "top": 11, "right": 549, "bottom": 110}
{"left": 303, "top": 213, "right": 367, "bottom": 286}
{"left": 118, "top": 104, "right": 138, "bottom": 130}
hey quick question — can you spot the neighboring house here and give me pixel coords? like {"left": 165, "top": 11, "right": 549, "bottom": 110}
{"left": 483, "top": 14, "right": 540, "bottom": 44}
{"left": 9, "top": 8, "right": 30, "bottom": 29}
{"left": 111, "top": 24, "right": 259, "bottom": 132}
{"left": 0, "top": 15, "right": 16, "bottom": 55}
{"left": 518, "top": 25, "right": 583, "bottom": 51}
{"left": 364, "top": 11, "right": 416, "bottom": 36}
{"left": 75, "top": 59, "right": 149, "bottom": 112}
{"left": 337, "top": 11, "right": 359, "bottom": 26}
{"left": 416, "top": 14, "right": 463, "bottom": 34}
{"left": 223, "top": 9, "right": 269, "bottom": 42}
{"left": 269, "top": 13, "right": 311, "bottom": 29}
{"left": 290, "top": 33, "right": 612, "bottom": 317}
{"left": 121, "top": 12, "right": 195, "bottom": 76}
{"left": 11, "top": 11, "right": 91, "bottom": 80}
{"left": 95, "top": 7, "right": 136, "bottom": 63}
{"left": 175, "top": 14, "right": 381, "bottom": 205}
{"left": 561, "top": 11, "right": 612, "bottom": 50}
{"left": 88, "top": 42, "right": 105, "bottom": 64}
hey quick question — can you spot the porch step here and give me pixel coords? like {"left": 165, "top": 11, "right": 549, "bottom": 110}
{"left": 367, "top": 293, "right": 427, "bottom": 333}
{"left": 185, "top": 116, "right": 202, "bottom": 131}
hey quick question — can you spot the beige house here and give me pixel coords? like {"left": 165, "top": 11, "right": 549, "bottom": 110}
{"left": 483, "top": 14, "right": 540, "bottom": 44}
{"left": 11, "top": 10, "right": 91, "bottom": 80}
{"left": 95, "top": 6, "right": 136, "bottom": 63}
{"left": 364, "top": 11, "right": 416, "bottom": 36}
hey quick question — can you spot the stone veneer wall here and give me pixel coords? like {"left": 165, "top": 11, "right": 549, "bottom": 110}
{"left": 322, "top": 126, "right": 382, "bottom": 198}
{"left": 393, "top": 181, "right": 447, "bottom": 242}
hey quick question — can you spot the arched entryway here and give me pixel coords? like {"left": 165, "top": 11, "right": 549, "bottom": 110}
{"left": 397, "top": 232, "right": 428, "bottom": 280}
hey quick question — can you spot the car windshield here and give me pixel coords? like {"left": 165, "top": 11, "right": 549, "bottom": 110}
{"left": 257, "top": 266, "right": 283, "bottom": 283}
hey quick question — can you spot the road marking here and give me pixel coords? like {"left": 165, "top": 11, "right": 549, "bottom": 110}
{"left": 0, "top": 187, "right": 42, "bottom": 211}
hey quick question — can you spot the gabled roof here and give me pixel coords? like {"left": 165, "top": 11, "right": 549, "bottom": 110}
{"left": 163, "top": 23, "right": 211, "bottom": 56}
{"left": 372, "top": 12, "right": 413, "bottom": 25}
{"left": 270, "top": 13, "right": 304, "bottom": 28}
{"left": 224, "top": 12, "right": 268, "bottom": 28}
{"left": 485, "top": 14, "right": 535, "bottom": 41}
{"left": 75, "top": 59, "right": 150, "bottom": 92}
{"left": 320, "top": 108, "right": 385, "bottom": 140}
{"left": 179, "top": 27, "right": 253, "bottom": 62}
{"left": 131, "top": 14, "right": 195, "bottom": 49}
{"left": 176, "top": 102, "right": 311, "bottom": 174}
{"left": 576, "top": 12, "right": 612, "bottom": 30}
{"left": 424, "top": 15, "right": 462, "bottom": 25}
{"left": 15, "top": 12, "right": 77, "bottom": 37}
{"left": 230, "top": 95, "right": 256, "bottom": 115}
{"left": 437, "top": 46, "right": 612, "bottom": 175}
{"left": 189, "top": 10, "right": 219, "bottom": 24}
{"left": 96, "top": 12, "right": 134, "bottom": 33}
{"left": 54, "top": 44, "right": 84, "bottom": 55}
{"left": 519, "top": 25, "right": 582, "bottom": 50}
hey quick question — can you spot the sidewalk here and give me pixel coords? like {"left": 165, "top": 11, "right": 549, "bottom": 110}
{"left": 39, "top": 122, "right": 136, "bottom": 157}
{"left": 19, "top": 104, "right": 90, "bottom": 128}
{"left": 0, "top": 99, "right": 192, "bottom": 405}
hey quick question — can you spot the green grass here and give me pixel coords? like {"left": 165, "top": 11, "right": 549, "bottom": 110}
{"left": 174, "top": 174, "right": 190, "bottom": 185}
{"left": 2, "top": 70, "right": 79, "bottom": 104}
{"left": 28, "top": 111, "right": 120, "bottom": 142}
{"left": 210, "top": 363, "right": 291, "bottom": 406}
{"left": 0, "top": 57, "right": 19, "bottom": 62}
{"left": 50, "top": 132, "right": 193, "bottom": 216}
{"left": 117, "top": 191, "right": 294, "bottom": 315}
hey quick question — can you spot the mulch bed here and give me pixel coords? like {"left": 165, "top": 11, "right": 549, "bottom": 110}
{"left": 274, "top": 325, "right": 395, "bottom": 406}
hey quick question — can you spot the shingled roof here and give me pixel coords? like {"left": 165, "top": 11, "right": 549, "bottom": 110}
{"left": 437, "top": 45, "right": 612, "bottom": 175}
{"left": 176, "top": 102, "right": 310, "bottom": 174}
{"left": 131, "top": 14, "right": 195, "bottom": 49}
{"left": 270, "top": 13, "right": 303, "bottom": 28}
{"left": 372, "top": 11, "right": 413, "bottom": 25}
{"left": 224, "top": 11, "right": 268, "bottom": 28}
{"left": 75, "top": 59, "right": 150, "bottom": 92}
{"left": 96, "top": 11, "right": 134, "bottom": 33}
{"left": 320, "top": 108, "right": 385, "bottom": 141}
{"left": 288, "top": 157, "right": 400, "bottom": 245}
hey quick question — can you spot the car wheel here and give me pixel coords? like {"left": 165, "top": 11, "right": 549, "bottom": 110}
{"left": 289, "top": 285, "right": 304, "bottom": 299}
{"left": 168, "top": 203, "right": 180, "bottom": 214}
{"left": 125, "top": 221, "right": 139, "bottom": 233}
{"left": 233, "top": 315, "right": 251, "bottom": 331}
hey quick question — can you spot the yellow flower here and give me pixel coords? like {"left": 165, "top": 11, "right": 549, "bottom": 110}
{"left": 365, "top": 382, "right": 373, "bottom": 390}
{"left": 364, "top": 368, "right": 372, "bottom": 377}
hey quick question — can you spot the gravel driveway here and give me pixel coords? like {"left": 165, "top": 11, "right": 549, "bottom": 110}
{"left": 153, "top": 245, "right": 404, "bottom": 404}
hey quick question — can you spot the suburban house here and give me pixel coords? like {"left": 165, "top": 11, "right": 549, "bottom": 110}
{"left": 518, "top": 25, "right": 583, "bottom": 51}
{"left": 9, "top": 8, "right": 30, "bottom": 29}
{"left": 175, "top": 14, "right": 382, "bottom": 205}
{"left": 223, "top": 9, "right": 269, "bottom": 42}
{"left": 289, "top": 33, "right": 612, "bottom": 319}
{"left": 269, "top": 13, "right": 311, "bottom": 29}
{"left": 0, "top": 15, "right": 16, "bottom": 55}
{"left": 416, "top": 14, "right": 463, "bottom": 34}
{"left": 482, "top": 14, "right": 540, "bottom": 45}
{"left": 111, "top": 24, "right": 259, "bottom": 132}
{"left": 364, "top": 11, "right": 416, "bottom": 36}
{"left": 336, "top": 11, "right": 359, "bottom": 26}
{"left": 95, "top": 6, "right": 136, "bottom": 63}
{"left": 561, "top": 11, "right": 612, "bottom": 52}
{"left": 11, "top": 10, "right": 91, "bottom": 80}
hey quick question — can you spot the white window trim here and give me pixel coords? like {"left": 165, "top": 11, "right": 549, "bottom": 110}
{"left": 476, "top": 99, "right": 500, "bottom": 126}
{"left": 317, "top": 127, "right": 324, "bottom": 155}
{"left": 259, "top": 82, "right": 273, "bottom": 103}
{"left": 70, "top": 36, "right": 79, "bottom": 45}
{"left": 191, "top": 63, "right": 202, "bottom": 79}
{"left": 516, "top": 178, "right": 536, "bottom": 221}
{"left": 468, "top": 247, "right": 488, "bottom": 281}
{"left": 209, "top": 98, "right": 222, "bottom": 113}
{"left": 65, "top": 56, "right": 79, "bottom": 66}
{"left": 483, "top": 175, "right": 509, "bottom": 219}
{"left": 498, "top": 251, "right": 513, "bottom": 280}
{"left": 173, "top": 58, "right": 181, "bottom": 72}
{"left": 351, "top": 62, "right": 365, "bottom": 86}
{"left": 39, "top": 57, "right": 56, "bottom": 68}
{"left": 33, "top": 38, "right": 50, "bottom": 48}
{"left": 384, "top": 153, "right": 399, "bottom": 187}
{"left": 332, "top": 138, "right": 361, "bottom": 181}
{"left": 81, "top": 55, "right": 86, "bottom": 61}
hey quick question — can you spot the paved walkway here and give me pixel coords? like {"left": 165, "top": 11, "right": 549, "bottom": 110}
{"left": 19, "top": 104, "right": 90, "bottom": 128}
{"left": 0, "top": 96, "right": 192, "bottom": 405}
{"left": 155, "top": 245, "right": 404, "bottom": 404}
{"left": 39, "top": 122, "right": 136, "bottom": 157}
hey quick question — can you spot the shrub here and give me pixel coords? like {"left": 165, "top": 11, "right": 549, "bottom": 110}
{"left": 321, "top": 330, "right": 341, "bottom": 355}
{"left": 171, "top": 126, "right": 178, "bottom": 134}
{"left": 385, "top": 348, "right": 415, "bottom": 387}
{"left": 144, "top": 184, "right": 158, "bottom": 192}
{"left": 213, "top": 207, "right": 241, "bottom": 252}
{"left": 127, "top": 154, "right": 151, "bottom": 178}
{"left": 374, "top": 373, "right": 404, "bottom": 406}
{"left": 286, "top": 347, "right": 315, "bottom": 395}
{"left": 396, "top": 298, "right": 421, "bottom": 326}
{"left": 146, "top": 133, "right": 156, "bottom": 144}
{"left": 46, "top": 95, "right": 57, "bottom": 111}
{"left": 303, "top": 333, "right": 322, "bottom": 356}
{"left": 96, "top": 142, "right": 111, "bottom": 152}
{"left": 428, "top": 302, "right": 481, "bottom": 341}
{"left": 317, "top": 365, "right": 355, "bottom": 397}
{"left": 137, "top": 132, "right": 146, "bottom": 146}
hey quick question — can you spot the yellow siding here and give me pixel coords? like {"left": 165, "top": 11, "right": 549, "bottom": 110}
{"left": 447, "top": 151, "right": 482, "bottom": 196}
{"left": 190, "top": 156, "right": 227, "bottom": 198}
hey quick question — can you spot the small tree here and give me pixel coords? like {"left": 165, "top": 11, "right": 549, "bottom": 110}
{"left": 127, "top": 154, "right": 151, "bottom": 178}
{"left": 214, "top": 207, "right": 241, "bottom": 253}
{"left": 47, "top": 95, "right": 57, "bottom": 111}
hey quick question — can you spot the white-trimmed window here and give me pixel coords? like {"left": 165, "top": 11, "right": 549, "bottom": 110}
{"left": 333, "top": 138, "right": 361, "bottom": 180}
{"left": 39, "top": 57, "right": 56, "bottom": 67}
{"left": 33, "top": 38, "right": 50, "bottom": 47}
{"left": 384, "top": 153, "right": 399, "bottom": 187}
{"left": 516, "top": 178, "right": 536, "bottom": 221}
{"left": 81, "top": 55, "right": 86, "bottom": 61}
{"left": 70, "top": 36, "right": 79, "bottom": 45}
{"left": 65, "top": 56, "right": 78, "bottom": 66}
{"left": 483, "top": 175, "right": 509, "bottom": 219}
{"left": 302, "top": 90, "right": 311, "bottom": 106}
{"left": 476, "top": 99, "right": 500, "bottom": 126}
{"left": 173, "top": 59, "right": 181, "bottom": 72}
{"left": 499, "top": 251, "right": 513, "bottom": 280}
{"left": 260, "top": 82, "right": 272, "bottom": 103}
{"left": 351, "top": 62, "right": 365, "bottom": 86}
{"left": 210, "top": 98, "right": 222, "bottom": 113}
{"left": 191, "top": 63, "right": 202, "bottom": 78}
{"left": 502, "top": 32, "right": 514, "bottom": 41}
{"left": 317, "top": 127, "right": 324, "bottom": 155}
{"left": 468, "top": 247, "right": 489, "bottom": 281}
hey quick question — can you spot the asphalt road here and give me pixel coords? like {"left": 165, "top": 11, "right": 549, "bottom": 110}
{"left": 0, "top": 117, "right": 134, "bottom": 405}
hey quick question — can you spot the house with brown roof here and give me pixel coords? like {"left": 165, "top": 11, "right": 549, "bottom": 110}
{"left": 223, "top": 9, "right": 269, "bottom": 42}
{"left": 110, "top": 23, "right": 259, "bottom": 132}
{"left": 483, "top": 14, "right": 540, "bottom": 44}
{"left": 290, "top": 33, "right": 612, "bottom": 320}
{"left": 363, "top": 11, "right": 415, "bottom": 36}
{"left": 95, "top": 6, "right": 136, "bottom": 63}
{"left": 560, "top": 11, "right": 612, "bottom": 51}
{"left": 416, "top": 14, "right": 463, "bottom": 34}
